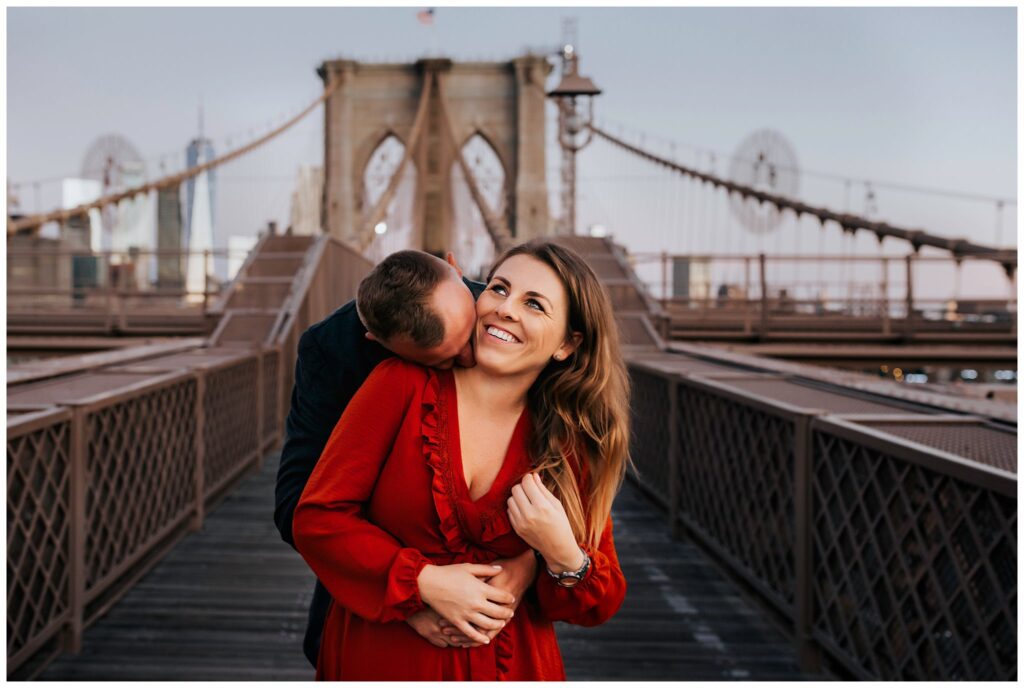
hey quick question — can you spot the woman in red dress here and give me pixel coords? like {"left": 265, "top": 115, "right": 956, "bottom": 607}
{"left": 293, "top": 240, "right": 630, "bottom": 680}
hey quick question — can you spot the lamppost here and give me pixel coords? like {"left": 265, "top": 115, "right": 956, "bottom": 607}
{"left": 547, "top": 45, "right": 601, "bottom": 236}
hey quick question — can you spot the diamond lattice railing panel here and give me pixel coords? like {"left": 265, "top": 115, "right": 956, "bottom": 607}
{"left": 262, "top": 351, "right": 280, "bottom": 442}
{"left": 7, "top": 418, "right": 72, "bottom": 661}
{"left": 203, "top": 358, "right": 259, "bottom": 496}
{"left": 677, "top": 384, "right": 797, "bottom": 613}
{"left": 84, "top": 378, "right": 197, "bottom": 591}
{"left": 627, "top": 367, "right": 672, "bottom": 508}
{"left": 811, "top": 429, "right": 1017, "bottom": 680}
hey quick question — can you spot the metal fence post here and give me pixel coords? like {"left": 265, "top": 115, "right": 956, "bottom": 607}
{"left": 903, "top": 254, "right": 914, "bottom": 341}
{"left": 191, "top": 373, "right": 206, "bottom": 531}
{"left": 759, "top": 253, "right": 769, "bottom": 338}
{"left": 65, "top": 406, "right": 87, "bottom": 654}
{"left": 1009, "top": 268, "right": 1017, "bottom": 337}
{"left": 202, "top": 250, "right": 211, "bottom": 314}
{"left": 667, "top": 377, "right": 682, "bottom": 540}
{"left": 104, "top": 254, "right": 115, "bottom": 334}
{"left": 881, "top": 257, "right": 891, "bottom": 336}
{"left": 255, "top": 351, "right": 265, "bottom": 468}
{"left": 793, "top": 413, "right": 821, "bottom": 673}
{"left": 661, "top": 250, "right": 669, "bottom": 301}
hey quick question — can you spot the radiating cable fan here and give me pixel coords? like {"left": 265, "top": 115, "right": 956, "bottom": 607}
{"left": 727, "top": 129, "right": 800, "bottom": 234}
{"left": 81, "top": 134, "right": 146, "bottom": 248}
{"left": 82, "top": 134, "right": 145, "bottom": 190}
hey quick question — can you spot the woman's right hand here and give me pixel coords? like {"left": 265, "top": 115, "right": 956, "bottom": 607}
{"left": 417, "top": 563, "right": 516, "bottom": 645}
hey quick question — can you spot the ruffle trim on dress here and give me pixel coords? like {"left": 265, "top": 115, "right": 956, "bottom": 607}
{"left": 381, "top": 547, "right": 431, "bottom": 622}
{"left": 422, "top": 370, "right": 517, "bottom": 549}
{"left": 421, "top": 370, "right": 469, "bottom": 555}
{"left": 479, "top": 507, "right": 514, "bottom": 543}
{"left": 494, "top": 626, "right": 514, "bottom": 679}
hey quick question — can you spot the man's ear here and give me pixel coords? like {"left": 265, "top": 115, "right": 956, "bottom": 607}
{"left": 445, "top": 251, "right": 464, "bottom": 279}
{"left": 356, "top": 304, "right": 374, "bottom": 340}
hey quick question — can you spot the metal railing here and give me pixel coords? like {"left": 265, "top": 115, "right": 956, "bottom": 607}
{"left": 6, "top": 233, "right": 372, "bottom": 678}
{"left": 626, "top": 358, "right": 1016, "bottom": 680}
{"left": 627, "top": 252, "right": 1017, "bottom": 340}
{"left": 6, "top": 247, "right": 250, "bottom": 303}
{"left": 6, "top": 354, "right": 270, "bottom": 677}
{"left": 6, "top": 248, "right": 261, "bottom": 336}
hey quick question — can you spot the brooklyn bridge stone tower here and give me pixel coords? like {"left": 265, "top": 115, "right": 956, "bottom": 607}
{"left": 318, "top": 55, "right": 553, "bottom": 253}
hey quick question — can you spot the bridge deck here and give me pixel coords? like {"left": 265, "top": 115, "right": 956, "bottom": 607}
{"left": 39, "top": 451, "right": 819, "bottom": 681}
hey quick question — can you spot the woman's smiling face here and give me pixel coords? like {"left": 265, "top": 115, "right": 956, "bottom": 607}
{"left": 475, "top": 253, "right": 579, "bottom": 377}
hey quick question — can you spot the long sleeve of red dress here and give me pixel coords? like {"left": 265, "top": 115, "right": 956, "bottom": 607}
{"left": 292, "top": 359, "right": 431, "bottom": 624}
{"left": 534, "top": 514, "right": 626, "bottom": 627}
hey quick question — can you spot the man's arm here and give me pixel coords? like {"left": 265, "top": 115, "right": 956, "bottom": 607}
{"left": 274, "top": 326, "right": 465, "bottom": 649}
{"left": 274, "top": 328, "right": 347, "bottom": 548}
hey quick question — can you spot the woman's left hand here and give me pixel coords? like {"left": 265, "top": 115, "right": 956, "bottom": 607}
{"left": 507, "top": 473, "right": 584, "bottom": 572}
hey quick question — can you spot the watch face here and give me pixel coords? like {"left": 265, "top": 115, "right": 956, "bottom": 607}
{"left": 557, "top": 575, "right": 581, "bottom": 588}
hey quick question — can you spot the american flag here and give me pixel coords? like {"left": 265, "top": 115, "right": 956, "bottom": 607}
{"left": 417, "top": 8, "right": 434, "bottom": 25}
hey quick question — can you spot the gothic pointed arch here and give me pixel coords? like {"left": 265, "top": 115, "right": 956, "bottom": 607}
{"left": 361, "top": 133, "right": 418, "bottom": 262}
{"left": 450, "top": 132, "right": 508, "bottom": 278}
{"left": 458, "top": 127, "right": 512, "bottom": 208}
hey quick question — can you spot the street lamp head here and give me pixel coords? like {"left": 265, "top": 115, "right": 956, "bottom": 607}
{"left": 548, "top": 71, "right": 602, "bottom": 99}
{"left": 548, "top": 47, "right": 601, "bottom": 237}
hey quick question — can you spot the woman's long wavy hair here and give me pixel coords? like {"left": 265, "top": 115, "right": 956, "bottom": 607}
{"left": 486, "top": 240, "right": 631, "bottom": 549}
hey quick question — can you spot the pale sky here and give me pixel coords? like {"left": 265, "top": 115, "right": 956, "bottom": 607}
{"left": 5, "top": 6, "right": 1018, "bottom": 297}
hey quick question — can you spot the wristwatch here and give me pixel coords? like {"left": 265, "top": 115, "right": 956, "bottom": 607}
{"left": 542, "top": 548, "right": 591, "bottom": 588}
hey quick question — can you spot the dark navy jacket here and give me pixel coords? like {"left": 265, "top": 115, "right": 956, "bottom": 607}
{"left": 273, "top": 279, "right": 485, "bottom": 667}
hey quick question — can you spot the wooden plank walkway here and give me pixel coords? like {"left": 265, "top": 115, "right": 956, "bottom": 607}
{"left": 41, "top": 452, "right": 820, "bottom": 681}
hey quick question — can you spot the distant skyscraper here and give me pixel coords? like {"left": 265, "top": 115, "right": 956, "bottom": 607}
{"left": 110, "top": 161, "right": 153, "bottom": 254}
{"left": 157, "top": 187, "right": 184, "bottom": 288}
{"left": 184, "top": 102, "right": 219, "bottom": 286}
{"left": 185, "top": 162, "right": 214, "bottom": 301}
{"left": 184, "top": 136, "right": 216, "bottom": 254}
{"left": 60, "top": 178, "right": 103, "bottom": 251}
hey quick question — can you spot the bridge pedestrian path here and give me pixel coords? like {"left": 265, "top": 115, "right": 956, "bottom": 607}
{"left": 39, "top": 449, "right": 819, "bottom": 681}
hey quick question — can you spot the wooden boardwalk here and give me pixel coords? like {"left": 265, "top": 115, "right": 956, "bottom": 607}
{"left": 41, "top": 452, "right": 820, "bottom": 681}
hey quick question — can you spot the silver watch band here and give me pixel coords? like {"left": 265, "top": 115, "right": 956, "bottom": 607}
{"left": 544, "top": 548, "right": 590, "bottom": 587}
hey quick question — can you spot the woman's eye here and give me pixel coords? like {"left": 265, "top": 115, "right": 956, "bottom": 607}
{"left": 489, "top": 284, "right": 507, "bottom": 296}
{"left": 526, "top": 299, "right": 544, "bottom": 311}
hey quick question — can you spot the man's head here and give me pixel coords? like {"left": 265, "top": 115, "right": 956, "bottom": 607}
{"left": 356, "top": 250, "right": 477, "bottom": 369}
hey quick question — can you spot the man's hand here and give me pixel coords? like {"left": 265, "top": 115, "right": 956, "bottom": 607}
{"left": 486, "top": 548, "right": 537, "bottom": 611}
{"left": 406, "top": 607, "right": 453, "bottom": 648}
{"left": 440, "top": 549, "right": 538, "bottom": 647}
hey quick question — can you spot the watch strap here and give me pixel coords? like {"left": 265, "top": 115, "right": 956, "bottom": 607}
{"left": 544, "top": 548, "right": 590, "bottom": 587}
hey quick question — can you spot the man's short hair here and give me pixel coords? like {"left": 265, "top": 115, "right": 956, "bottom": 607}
{"left": 356, "top": 250, "right": 448, "bottom": 347}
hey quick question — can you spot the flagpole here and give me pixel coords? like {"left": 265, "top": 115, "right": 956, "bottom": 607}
{"left": 418, "top": 8, "right": 439, "bottom": 56}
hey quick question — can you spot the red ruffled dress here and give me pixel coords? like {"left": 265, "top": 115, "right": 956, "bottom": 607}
{"left": 293, "top": 358, "right": 626, "bottom": 681}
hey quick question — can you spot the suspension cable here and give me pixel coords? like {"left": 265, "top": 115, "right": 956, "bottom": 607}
{"left": 597, "top": 116, "right": 1016, "bottom": 206}
{"left": 588, "top": 123, "right": 1016, "bottom": 275}
{"left": 8, "top": 79, "right": 342, "bottom": 235}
